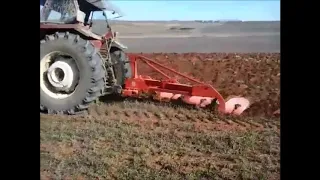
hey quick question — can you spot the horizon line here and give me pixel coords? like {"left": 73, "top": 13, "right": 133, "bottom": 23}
{"left": 104, "top": 19, "right": 281, "bottom": 22}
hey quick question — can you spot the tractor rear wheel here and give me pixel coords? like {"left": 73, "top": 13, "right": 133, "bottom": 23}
{"left": 40, "top": 32, "right": 106, "bottom": 114}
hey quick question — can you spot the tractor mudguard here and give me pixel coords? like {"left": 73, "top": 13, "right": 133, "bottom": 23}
{"left": 40, "top": 23, "right": 102, "bottom": 41}
{"left": 74, "top": 26, "right": 102, "bottom": 40}
{"left": 111, "top": 40, "right": 128, "bottom": 50}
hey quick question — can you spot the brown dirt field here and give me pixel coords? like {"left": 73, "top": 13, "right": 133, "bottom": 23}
{"left": 88, "top": 100, "right": 280, "bottom": 133}
{"left": 41, "top": 109, "right": 280, "bottom": 179}
{"left": 40, "top": 53, "right": 280, "bottom": 179}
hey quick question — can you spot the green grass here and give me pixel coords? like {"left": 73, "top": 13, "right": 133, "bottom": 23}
{"left": 40, "top": 112, "right": 279, "bottom": 180}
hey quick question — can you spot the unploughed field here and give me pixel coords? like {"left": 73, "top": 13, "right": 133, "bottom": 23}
{"left": 41, "top": 53, "right": 280, "bottom": 180}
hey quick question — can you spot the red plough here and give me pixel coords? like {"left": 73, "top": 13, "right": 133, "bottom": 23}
{"left": 122, "top": 54, "right": 250, "bottom": 115}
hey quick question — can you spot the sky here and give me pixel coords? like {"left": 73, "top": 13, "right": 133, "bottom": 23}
{"left": 40, "top": 0, "right": 280, "bottom": 21}
{"left": 108, "top": 0, "right": 280, "bottom": 21}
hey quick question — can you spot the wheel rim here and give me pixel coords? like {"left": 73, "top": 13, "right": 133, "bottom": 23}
{"left": 40, "top": 51, "right": 80, "bottom": 99}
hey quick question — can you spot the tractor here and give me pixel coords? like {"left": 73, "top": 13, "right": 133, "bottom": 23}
{"left": 40, "top": 0, "right": 131, "bottom": 114}
{"left": 40, "top": 0, "right": 250, "bottom": 115}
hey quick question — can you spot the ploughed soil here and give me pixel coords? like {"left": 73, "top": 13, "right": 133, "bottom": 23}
{"left": 40, "top": 53, "right": 280, "bottom": 180}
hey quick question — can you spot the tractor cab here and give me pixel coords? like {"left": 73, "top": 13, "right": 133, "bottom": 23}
{"left": 40, "top": 0, "right": 121, "bottom": 37}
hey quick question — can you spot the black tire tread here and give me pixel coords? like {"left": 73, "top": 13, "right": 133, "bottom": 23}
{"left": 110, "top": 48, "right": 132, "bottom": 86}
{"left": 40, "top": 32, "right": 106, "bottom": 115}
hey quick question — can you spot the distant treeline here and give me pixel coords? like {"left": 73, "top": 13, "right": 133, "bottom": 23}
{"left": 194, "top": 20, "right": 243, "bottom": 23}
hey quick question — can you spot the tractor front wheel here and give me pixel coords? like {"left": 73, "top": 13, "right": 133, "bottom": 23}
{"left": 110, "top": 48, "right": 132, "bottom": 86}
{"left": 40, "top": 32, "right": 106, "bottom": 114}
